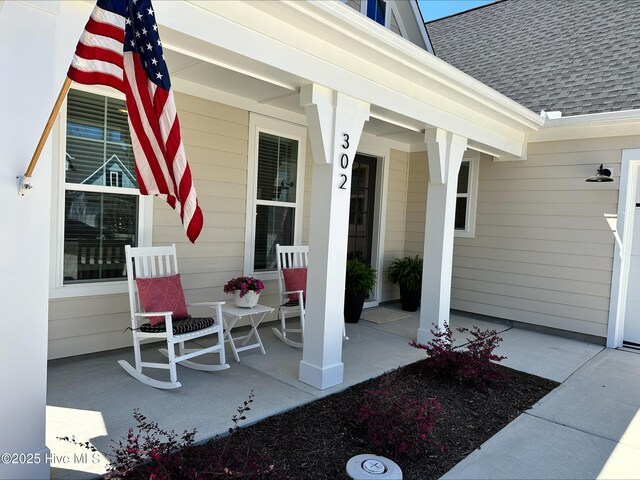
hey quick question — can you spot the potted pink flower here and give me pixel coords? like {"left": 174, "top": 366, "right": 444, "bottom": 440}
{"left": 224, "top": 276, "right": 265, "bottom": 308}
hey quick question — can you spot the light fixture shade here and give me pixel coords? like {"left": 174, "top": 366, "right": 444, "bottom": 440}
{"left": 586, "top": 164, "right": 613, "bottom": 182}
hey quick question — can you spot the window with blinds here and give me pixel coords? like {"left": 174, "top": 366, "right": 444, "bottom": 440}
{"left": 253, "top": 132, "right": 298, "bottom": 271}
{"left": 455, "top": 161, "right": 470, "bottom": 230}
{"left": 63, "top": 89, "right": 139, "bottom": 284}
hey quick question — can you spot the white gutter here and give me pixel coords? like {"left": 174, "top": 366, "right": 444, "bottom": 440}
{"left": 530, "top": 109, "right": 640, "bottom": 142}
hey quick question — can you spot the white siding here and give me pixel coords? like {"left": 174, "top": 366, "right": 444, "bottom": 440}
{"left": 450, "top": 137, "right": 640, "bottom": 338}
{"left": 381, "top": 148, "right": 411, "bottom": 301}
{"left": 404, "top": 151, "right": 428, "bottom": 258}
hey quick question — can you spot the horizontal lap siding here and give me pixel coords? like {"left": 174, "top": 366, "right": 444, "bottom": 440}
{"left": 49, "top": 293, "right": 134, "bottom": 358}
{"left": 381, "top": 149, "right": 410, "bottom": 301}
{"left": 48, "top": 93, "right": 252, "bottom": 359}
{"left": 450, "top": 138, "right": 636, "bottom": 339}
{"left": 404, "top": 151, "right": 428, "bottom": 257}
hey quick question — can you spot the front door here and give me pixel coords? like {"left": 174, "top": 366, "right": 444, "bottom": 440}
{"left": 624, "top": 205, "right": 640, "bottom": 347}
{"left": 347, "top": 154, "right": 377, "bottom": 264}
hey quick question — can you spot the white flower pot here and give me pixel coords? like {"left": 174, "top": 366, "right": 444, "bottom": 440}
{"left": 234, "top": 290, "right": 260, "bottom": 308}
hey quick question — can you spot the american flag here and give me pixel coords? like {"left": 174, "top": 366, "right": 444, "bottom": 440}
{"left": 67, "top": 0, "right": 203, "bottom": 243}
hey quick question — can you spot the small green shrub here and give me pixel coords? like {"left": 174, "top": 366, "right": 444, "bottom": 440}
{"left": 345, "top": 259, "right": 377, "bottom": 296}
{"left": 389, "top": 255, "right": 423, "bottom": 292}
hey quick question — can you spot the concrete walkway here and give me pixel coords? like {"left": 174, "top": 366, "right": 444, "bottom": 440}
{"left": 442, "top": 347, "right": 640, "bottom": 480}
{"left": 46, "top": 309, "right": 640, "bottom": 479}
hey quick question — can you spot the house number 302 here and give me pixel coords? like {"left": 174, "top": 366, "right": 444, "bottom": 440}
{"left": 338, "top": 133, "right": 350, "bottom": 190}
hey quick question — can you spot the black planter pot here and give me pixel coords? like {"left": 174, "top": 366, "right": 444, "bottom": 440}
{"left": 400, "top": 287, "right": 421, "bottom": 312}
{"left": 344, "top": 291, "right": 366, "bottom": 323}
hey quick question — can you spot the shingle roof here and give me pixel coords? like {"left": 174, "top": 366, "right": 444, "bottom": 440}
{"left": 426, "top": 0, "right": 640, "bottom": 116}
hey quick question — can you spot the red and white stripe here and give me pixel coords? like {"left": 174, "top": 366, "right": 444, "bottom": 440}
{"left": 67, "top": 5, "right": 125, "bottom": 92}
{"left": 123, "top": 53, "right": 203, "bottom": 242}
{"left": 67, "top": 3, "right": 203, "bottom": 243}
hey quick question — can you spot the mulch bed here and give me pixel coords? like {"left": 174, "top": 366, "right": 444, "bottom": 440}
{"left": 190, "top": 359, "right": 558, "bottom": 480}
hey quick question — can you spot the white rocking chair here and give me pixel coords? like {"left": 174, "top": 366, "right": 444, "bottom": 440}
{"left": 272, "top": 244, "right": 348, "bottom": 348}
{"left": 272, "top": 244, "right": 308, "bottom": 348}
{"left": 118, "top": 244, "right": 229, "bottom": 389}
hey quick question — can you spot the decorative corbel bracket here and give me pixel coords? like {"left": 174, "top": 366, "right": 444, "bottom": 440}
{"left": 300, "top": 83, "right": 370, "bottom": 165}
{"left": 425, "top": 127, "right": 468, "bottom": 185}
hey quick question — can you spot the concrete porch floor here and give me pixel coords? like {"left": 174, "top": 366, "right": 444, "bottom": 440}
{"left": 46, "top": 307, "right": 640, "bottom": 479}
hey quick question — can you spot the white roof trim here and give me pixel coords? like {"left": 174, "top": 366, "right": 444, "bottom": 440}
{"left": 408, "top": 0, "right": 434, "bottom": 54}
{"left": 530, "top": 109, "right": 640, "bottom": 142}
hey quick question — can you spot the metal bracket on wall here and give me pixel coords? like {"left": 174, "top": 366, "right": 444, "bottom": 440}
{"left": 17, "top": 176, "right": 33, "bottom": 196}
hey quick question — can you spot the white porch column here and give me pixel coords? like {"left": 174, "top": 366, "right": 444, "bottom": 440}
{"left": 418, "top": 128, "right": 468, "bottom": 344}
{"left": 0, "top": 2, "right": 57, "bottom": 479}
{"left": 299, "top": 84, "right": 370, "bottom": 389}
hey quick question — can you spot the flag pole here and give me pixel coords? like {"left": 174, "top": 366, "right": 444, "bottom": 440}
{"left": 19, "top": 76, "right": 72, "bottom": 196}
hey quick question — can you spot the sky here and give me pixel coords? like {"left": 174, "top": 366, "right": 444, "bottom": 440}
{"left": 417, "top": 0, "right": 494, "bottom": 22}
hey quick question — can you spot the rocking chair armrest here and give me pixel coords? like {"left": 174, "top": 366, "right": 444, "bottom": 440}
{"left": 133, "top": 311, "right": 174, "bottom": 330}
{"left": 282, "top": 289, "right": 304, "bottom": 296}
{"left": 134, "top": 311, "right": 173, "bottom": 318}
{"left": 187, "top": 301, "right": 226, "bottom": 307}
{"left": 282, "top": 290, "right": 305, "bottom": 310}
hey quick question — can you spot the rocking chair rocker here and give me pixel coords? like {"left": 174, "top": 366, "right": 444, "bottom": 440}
{"left": 118, "top": 244, "right": 229, "bottom": 389}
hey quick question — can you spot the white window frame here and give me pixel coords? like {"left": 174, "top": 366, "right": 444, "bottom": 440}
{"left": 454, "top": 151, "right": 480, "bottom": 238}
{"left": 109, "top": 170, "right": 121, "bottom": 187}
{"left": 244, "top": 114, "right": 307, "bottom": 280}
{"left": 50, "top": 85, "right": 153, "bottom": 299}
{"left": 360, "top": 0, "right": 391, "bottom": 28}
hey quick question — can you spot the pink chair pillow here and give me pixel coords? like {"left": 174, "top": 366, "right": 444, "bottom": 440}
{"left": 135, "top": 274, "right": 189, "bottom": 326}
{"left": 282, "top": 268, "right": 307, "bottom": 304}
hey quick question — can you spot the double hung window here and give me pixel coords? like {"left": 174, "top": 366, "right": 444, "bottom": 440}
{"left": 454, "top": 154, "right": 480, "bottom": 237}
{"left": 246, "top": 115, "right": 306, "bottom": 275}
{"left": 63, "top": 89, "right": 141, "bottom": 284}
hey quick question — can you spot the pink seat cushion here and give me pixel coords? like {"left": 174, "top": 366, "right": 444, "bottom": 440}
{"left": 282, "top": 268, "right": 307, "bottom": 303}
{"left": 135, "top": 274, "right": 189, "bottom": 326}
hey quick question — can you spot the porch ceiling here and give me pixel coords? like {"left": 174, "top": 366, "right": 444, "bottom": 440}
{"left": 164, "top": 48, "right": 428, "bottom": 145}
{"left": 164, "top": 48, "right": 301, "bottom": 109}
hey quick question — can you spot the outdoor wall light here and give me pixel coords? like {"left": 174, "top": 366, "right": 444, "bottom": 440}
{"left": 585, "top": 164, "right": 613, "bottom": 182}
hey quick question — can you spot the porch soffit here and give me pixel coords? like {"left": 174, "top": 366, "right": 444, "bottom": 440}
{"left": 153, "top": 0, "right": 544, "bottom": 159}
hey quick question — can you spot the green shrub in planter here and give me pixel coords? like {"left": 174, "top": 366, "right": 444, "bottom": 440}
{"left": 344, "top": 259, "right": 377, "bottom": 323}
{"left": 389, "top": 255, "right": 423, "bottom": 311}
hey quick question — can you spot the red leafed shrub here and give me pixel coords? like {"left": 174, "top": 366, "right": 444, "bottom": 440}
{"left": 411, "top": 323, "right": 509, "bottom": 389}
{"left": 357, "top": 387, "right": 442, "bottom": 459}
{"left": 59, "top": 391, "right": 274, "bottom": 479}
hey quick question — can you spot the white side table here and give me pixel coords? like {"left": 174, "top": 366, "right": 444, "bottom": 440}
{"left": 221, "top": 304, "right": 274, "bottom": 362}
